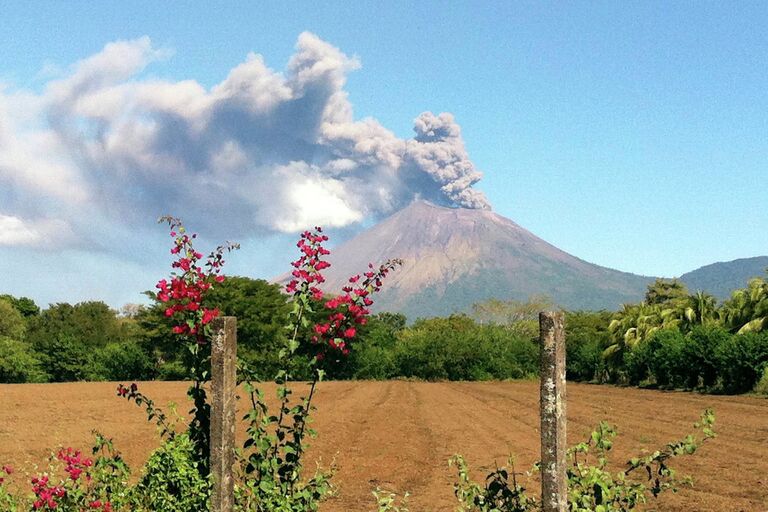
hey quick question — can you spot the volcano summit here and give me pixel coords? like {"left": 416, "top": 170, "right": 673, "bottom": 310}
{"left": 319, "top": 201, "right": 654, "bottom": 318}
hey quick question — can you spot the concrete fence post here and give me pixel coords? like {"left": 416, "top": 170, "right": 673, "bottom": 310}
{"left": 211, "top": 316, "right": 237, "bottom": 512}
{"left": 539, "top": 311, "right": 567, "bottom": 512}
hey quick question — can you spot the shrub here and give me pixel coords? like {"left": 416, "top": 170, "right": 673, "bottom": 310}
{"left": 624, "top": 329, "right": 687, "bottom": 389}
{"left": 680, "top": 326, "right": 730, "bottom": 389}
{"left": 130, "top": 433, "right": 211, "bottom": 512}
{"left": 565, "top": 310, "right": 612, "bottom": 382}
{"left": 0, "top": 434, "right": 132, "bottom": 511}
{"left": 753, "top": 366, "right": 768, "bottom": 396}
{"left": 566, "top": 338, "right": 604, "bottom": 382}
{"left": 156, "top": 360, "right": 188, "bottom": 381}
{"left": 373, "top": 488, "right": 411, "bottom": 512}
{"left": 646, "top": 329, "right": 688, "bottom": 389}
{"left": 716, "top": 331, "right": 768, "bottom": 393}
{"left": 392, "top": 316, "right": 538, "bottom": 381}
{"left": 349, "top": 313, "right": 405, "bottom": 380}
{"left": 352, "top": 344, "right": 397, "bottom": 379}
{"left": 447, "top": 410, "right": 716, "bottom": 512}
{"left": 95, "top": 342, "right": 153, "bottom": 381}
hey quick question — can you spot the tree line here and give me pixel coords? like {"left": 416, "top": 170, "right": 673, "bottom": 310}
{"left": 1, "top": 272, "right": 766, "bottom": 394}
{"left": 566, "top": 275, "right": 768, "bottom": 394}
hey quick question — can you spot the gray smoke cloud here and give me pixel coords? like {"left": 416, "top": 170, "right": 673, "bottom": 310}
{"left": 0, "top": 33, "right": 491, "bottom": 249}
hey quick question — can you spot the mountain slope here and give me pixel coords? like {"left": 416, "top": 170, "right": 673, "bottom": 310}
{"left": 680, "top": 256, "right": 768, "bottom": 301}
{"left": 320, "top": 201, "right": 654, "bottom": 318}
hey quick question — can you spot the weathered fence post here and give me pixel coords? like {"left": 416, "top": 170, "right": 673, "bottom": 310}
{"left": 539, "top": 311, "right": 567, "bottom": 512}
{"left": 211, "top": 316, "right": 237, "bottom": 512}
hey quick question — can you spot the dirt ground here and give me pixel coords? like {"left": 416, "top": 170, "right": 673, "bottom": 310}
{"left": 0, "top": 380, "right": 766, "bottom": 511}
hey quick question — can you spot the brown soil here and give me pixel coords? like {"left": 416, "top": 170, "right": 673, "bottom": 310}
{"left": 0, "top": 381, "right": 766, "bottom": 511}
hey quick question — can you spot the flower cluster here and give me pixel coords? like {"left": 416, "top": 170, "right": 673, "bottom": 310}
{"left": 285, "top": 227, "right": 331, "bottom": 300}
{"left": 285, "top": 226, "right": 401, "bottom": 358}
{"left": 31, "top": 475, "right": 66, "bottom": 510}
{"left": 313, "top": 260, "right": 401, "bottom": 356}
{"left": 57, "top": 447, "right": 93, "bottom": 482}
{"left": 116, "top": 383, "right": 138, "bottom": 398}
{"left": 155, "top": 217, "right": 237, "bottom": 344}
{"left": 0, "top": 464, "right": 11, "bottom": 485}
{"left": 88, "top": 499, "right": 113, "bottom": 511}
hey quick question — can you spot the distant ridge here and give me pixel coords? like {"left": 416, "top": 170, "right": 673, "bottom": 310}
{"left": 680, "top": 256, "right": 768, "bottom": 301}
{"left": 318, "top": 200, "right": 655, "bottom": 318}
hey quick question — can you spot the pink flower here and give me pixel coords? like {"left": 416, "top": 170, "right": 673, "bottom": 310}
{"left": 201, "top": 308, "right": 219, "bottom": 325}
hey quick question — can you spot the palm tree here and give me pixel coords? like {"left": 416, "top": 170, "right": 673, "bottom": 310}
{"left": 720, "top": 277, "right": 768, "bottom": 334}
{"left": 604, "top": 303, "right": 669, "bottom": 365}
{"left": 682, "top": 291, "right": 718, "bottom": 331}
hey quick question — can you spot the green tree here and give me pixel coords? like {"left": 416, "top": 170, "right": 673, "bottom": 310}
{"left": 0, "top": 336, "right": 48, "bottom": 383}
{"left": 471, "top": 295, "right": 554, "bottom": 340}
{"left": 0, "top": 294, "right": 40, "bottom": 317}
{"left": 208, "top": 276, "right": 291, "bottom": 375}
{"left": 43, "top": 335, "right": 98, "bottom": 381}
{"left": 25, "top": 301, "right": 133, "bottom": 381}
{"left": 138, "top": 276, "right": 292, "bottom": 379}
{"left": 644, "top": 278, "right": 689, "bottom": 305}
{"left": 0, "top": 299, "right": 26, "bottom": 340}
{"left": 605, "top": 303, "right": 669, "bottom": 369}
{"left": 565, "top": 310, "right": 612, "bottom": 382}
{"left": 716, "top": 331, "right": 768, "bottom": 393}
{"left": 27, "top": 301, "right": 128, "bottom": 350}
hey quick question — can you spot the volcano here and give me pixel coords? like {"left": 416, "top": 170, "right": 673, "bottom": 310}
{"left": 319, "top": 201, "right": 654, "bottom": 318}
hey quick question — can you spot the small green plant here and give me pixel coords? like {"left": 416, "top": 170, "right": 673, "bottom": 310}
{"left": 446, "top": 409, "right": 716, "bottom": 512}
{"left": 0, "top": 464, "right": 18, "bottom": 512}
{"left": 452, "top": 455, "right": 532, "bottom": 512}
{"left": 88, "top": 432, "right": 132, "bottom": 510}
{"left": 372, "top": 487, "right": 410, "bottom": 512}
{"left": 566, "top": 408, "right": 716, "bottom": 511}
{"left": 130, "top": 433, "right": 212, "bottom": 512}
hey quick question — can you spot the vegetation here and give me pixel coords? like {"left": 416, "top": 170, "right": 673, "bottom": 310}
{"left": 568, "top": 275, "right": 768, "bottom": 394}
{"left": 377, "top": 409, "right": 716, "bottom": 512}
{"left": 2, "top": 260, "right": 767, "bottom": 396}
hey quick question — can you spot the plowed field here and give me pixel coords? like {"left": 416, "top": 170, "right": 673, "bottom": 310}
{"left": 1, "top": 381, "right": 766, "bottom": 511}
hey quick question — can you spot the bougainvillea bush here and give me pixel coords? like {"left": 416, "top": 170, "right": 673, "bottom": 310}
{"left": 234, "top": 227, "right": 401, "bottom": 512}
{"left": 0, "top": 220, "right": 399, "bottom": 511}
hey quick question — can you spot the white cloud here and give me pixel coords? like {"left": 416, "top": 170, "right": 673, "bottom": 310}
{"left": 0, "top": 32, "right": 490, "bottom": 250}
{"left": 0, "top": 214, "right": 74, "bottom": 248}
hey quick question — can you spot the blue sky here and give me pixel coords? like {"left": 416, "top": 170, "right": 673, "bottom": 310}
{"left": 1, "top": 2, "right": 767, "bottom": 308}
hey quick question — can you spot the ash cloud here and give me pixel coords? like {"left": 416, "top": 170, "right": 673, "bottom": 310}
{"left": 0, "top": 33, "right": 491, "bottom": 249}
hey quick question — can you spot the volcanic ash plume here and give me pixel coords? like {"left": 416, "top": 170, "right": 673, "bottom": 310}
{"left": 0, "top": 32, "right": 491, "bottom": 251}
